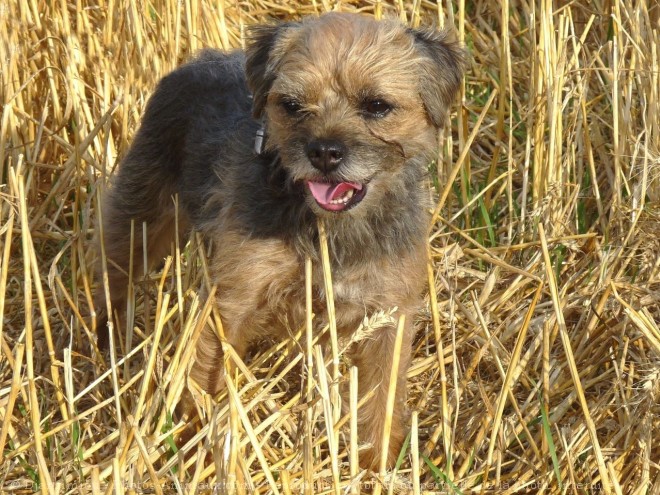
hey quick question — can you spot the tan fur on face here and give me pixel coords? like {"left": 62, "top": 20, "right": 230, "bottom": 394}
{"left": 97, "top": 12, "right": 464, "bottom": 471}
{"left": 265, "top": 15, "right": 438, "bottom": 185}
{"left": 246, "top": 13, "right": 463, "bottom": 224}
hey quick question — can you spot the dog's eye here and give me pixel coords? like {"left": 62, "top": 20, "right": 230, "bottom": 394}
{"left": 362, "top": 99, "right": 392, "bottom": 118}
{"left": 281, "top": 99, "right": 303, "bottom": 115}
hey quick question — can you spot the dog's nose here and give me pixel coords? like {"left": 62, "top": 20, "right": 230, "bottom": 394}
{"left": 305, "top": 139, "right": 346, "bottom": 173}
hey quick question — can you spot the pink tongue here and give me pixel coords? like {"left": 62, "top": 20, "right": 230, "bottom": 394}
{"left": 307, "top": 181, "right": 363, "bottom": 206}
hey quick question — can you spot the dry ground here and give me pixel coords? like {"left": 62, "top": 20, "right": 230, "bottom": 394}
{"left": 1, "top": 0, "right": 659, "bottom": 494}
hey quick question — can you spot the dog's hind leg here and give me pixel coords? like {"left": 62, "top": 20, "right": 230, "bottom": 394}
{"left": 94, "top": 165, "right": 189, "bottom": 348}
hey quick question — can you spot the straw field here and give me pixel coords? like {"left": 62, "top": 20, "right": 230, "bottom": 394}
{"left": 1, "top": 0, "right": 659, "bottom": 493}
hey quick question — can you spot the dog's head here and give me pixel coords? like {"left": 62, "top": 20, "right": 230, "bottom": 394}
{"left": 246, "top": 13, "right": 464, "bottom": 216}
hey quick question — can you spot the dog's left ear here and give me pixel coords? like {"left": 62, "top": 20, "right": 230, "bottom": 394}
{"left": 409, "top": 27, "right": 466, "bottom": 127}
{"left": 245, "top": 22, "right": 298, "bottom": 119}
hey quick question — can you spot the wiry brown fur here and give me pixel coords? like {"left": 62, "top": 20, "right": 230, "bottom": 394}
{"left": 96, "top": 13, "right": 464, "bottom": 469}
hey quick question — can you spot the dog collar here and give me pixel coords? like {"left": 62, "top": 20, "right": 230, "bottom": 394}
{"left": 254, "top": 123, "right": 266, "bottom": 155}
{"left": 249, "top": 91, "right": 267, "bottom": 156}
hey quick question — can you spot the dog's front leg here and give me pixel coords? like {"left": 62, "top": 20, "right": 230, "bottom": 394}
{"left": 189, "top": 325, "right": 226, "bottom": 396}
{"left": 348, "top": 314, "right": 415, "bottom": 470}
{"left": 189, "top": 317, "right": 252, "bottom": 398}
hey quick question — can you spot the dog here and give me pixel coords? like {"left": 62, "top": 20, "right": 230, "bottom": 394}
{"left": 95, "top": 12, "right": 464, "bottom": 469}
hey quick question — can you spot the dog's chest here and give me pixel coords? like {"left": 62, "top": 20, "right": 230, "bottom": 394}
{"left": 211, "top": 232, "right": 423, "bottom": 338}
{"left": 306, "top": 259, "right": 414, "bottom": 320}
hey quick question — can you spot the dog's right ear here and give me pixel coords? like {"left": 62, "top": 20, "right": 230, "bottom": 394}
{"left": 245, "top": 23, "right": 297, "bottom": 119}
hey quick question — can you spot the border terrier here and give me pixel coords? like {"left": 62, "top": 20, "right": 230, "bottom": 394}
{"left": 96, "top": 12, "right": 464, "bottom": 468}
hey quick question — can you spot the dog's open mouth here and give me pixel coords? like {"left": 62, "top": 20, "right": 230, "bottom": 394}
{"left": 306, "top": 180, "right": 367, "bottom": 212}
